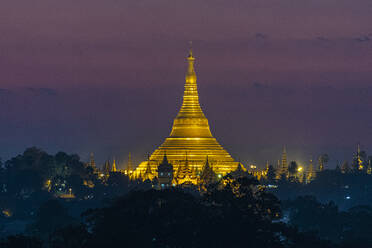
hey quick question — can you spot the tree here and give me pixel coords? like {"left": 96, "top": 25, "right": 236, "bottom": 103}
{"left": 266, "top": 165, "right": 276, "bottom": 183}
{"left": 285, "top": 195, "right": 341, "bottom": 241}
{"left": 3, "top": 148, "right": 99, "bottom": 201}
{"left": 0, "top": 235, "right": 43, "bottom": 248}
{"left": 341, "top": 161, "right": 350, "bottom": 174}
{"left": 318, "top": 154, "right": 329, "bottom": 171}
{"left": 105, "top": 172, "right": 130, "bottom": 197}
{"left": 83, "top": 176, "right": 287, "bottom": 248}
{"left": 28, "top": 199, "right": 77, "bottom": 238}
{"left": 288, "top": 161, "right": 298, "bottom": 179}
{"left": 48, "top": 224, "right": 90, "bottom": 248}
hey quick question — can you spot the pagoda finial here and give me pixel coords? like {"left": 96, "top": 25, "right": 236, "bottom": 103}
{"left": 188, "top": 41, "right": 193, "bottom": 58}
{"left": 186, "top": 44, "right": 196, "bottom": 83}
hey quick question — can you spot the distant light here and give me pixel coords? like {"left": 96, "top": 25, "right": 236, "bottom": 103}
{"left": 250, "top": 165, "right": 257, "bottom": 169}
{"left": 297, "top": 167, "right": 303, "bottom": 172}
{"left": 218, "top": 174, "right": 222, "bottom": 178}
{"left": 346, "top": 196, "right": 351, "bottom": 200}
{"left": 2, "top": 209, "right": 12, "bottom": 217}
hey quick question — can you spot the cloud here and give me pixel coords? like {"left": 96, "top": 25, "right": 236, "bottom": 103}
{"left": 252, "top": 82, "right": 269, "bottom": 89}
{"left": 316, "top": 36, "right": 329, "bottom": 41}
{"left": 25, "top": 88, "right": 58, "bottom": 96}
{"left": 255, "top": 33, "right": 268, "bottom": 40}
{"left": 0, "top": 88, "right": 12, "bottom": 95}
{"left": 355, "top": 35, "right": 370, "bottom": 42}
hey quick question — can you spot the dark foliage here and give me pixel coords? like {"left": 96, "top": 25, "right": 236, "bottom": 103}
{"left": 0, "top": 235, "right": 42, "bottom": 248}
{"left": 48, "top": 224, "right": 90, "bottom": 248}
{"left": 284, "top": 196, "right": 372, "bottom": 246}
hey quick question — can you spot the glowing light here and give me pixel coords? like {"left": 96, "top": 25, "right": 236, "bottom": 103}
{"left": 297, "top": 167, "right": 303, "bottom": 172}
{"left": 2, "top": 209, "right": 12, "bottom": 217}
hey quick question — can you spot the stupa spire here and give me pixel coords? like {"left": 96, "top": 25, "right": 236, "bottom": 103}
{"left": 89, "top": 152, "right": 96, "bottom": 168}
{"left": 169, "top": 48, "right": 212, "bottom": 138}
{"left": 112, "top": 158, "right": 117, "bottom": 172}
{"left": 127, "top": 153, "right": 134, "bottom": 172}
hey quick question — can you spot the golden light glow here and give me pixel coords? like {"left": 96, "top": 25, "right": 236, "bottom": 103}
{"left": 83, "top": 180, "right": 95, "bottom": 188}
{"left": 134, "top": 48, "right": 239, "bottom": 182}
{"left": 45, "top": 179, "right": 52, "bottom": 191}
{"left": 2, "top": 209, "right": 12, "bottom": 217}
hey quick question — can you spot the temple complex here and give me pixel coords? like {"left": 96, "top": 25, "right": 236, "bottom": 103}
{"left": 133, "top": 48, "right": 239, "bottom": 184}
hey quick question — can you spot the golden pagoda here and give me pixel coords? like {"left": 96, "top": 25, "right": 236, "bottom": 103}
{"left": 111, "top": 159, "right": 117, "bottom": 172}
{"left": 306, "top": 159, "right": 316, "bottom": 183}
{"left": 276, "top": 146, "right": 288, "bottom": 179}
{"left": 134, "top": 48, "right": 239, "bottom": 183}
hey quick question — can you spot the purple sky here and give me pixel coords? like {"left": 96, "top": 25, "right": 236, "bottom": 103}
{"left": 1, "top": 0, "right": 372, "bottom": 168}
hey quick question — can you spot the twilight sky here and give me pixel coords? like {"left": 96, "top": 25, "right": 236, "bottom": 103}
{"left": 1, "top": 0, "right": 372, "bottom": 168}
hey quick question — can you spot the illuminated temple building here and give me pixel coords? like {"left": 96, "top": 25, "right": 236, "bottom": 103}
{"left": 133, "top": 49, "right": 240, "bottom": 183}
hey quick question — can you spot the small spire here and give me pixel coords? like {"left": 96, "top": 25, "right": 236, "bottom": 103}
{"left": 104, "top": 159, "right": 110, "bottom": 174}
{"left": 112, "top": 158, "right": 117, "bottom": 172}
{"left": 204, "top": 155, "right": 210, "bottom": 168}
{"left": 162, "top": 151, "right": 168, "bottom": 164}
{"left": 127, "top": 152, "right": 133, "bottom": 172}
{"left": 89, "top": 152, "right": 96, "bottom": 168}
{"left": 144, "top": 154, "right": 153, "bottom": 179}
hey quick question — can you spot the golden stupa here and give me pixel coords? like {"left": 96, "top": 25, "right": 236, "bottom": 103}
{"left": 134, "top": 48, "right": 239, "bottom": 181}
